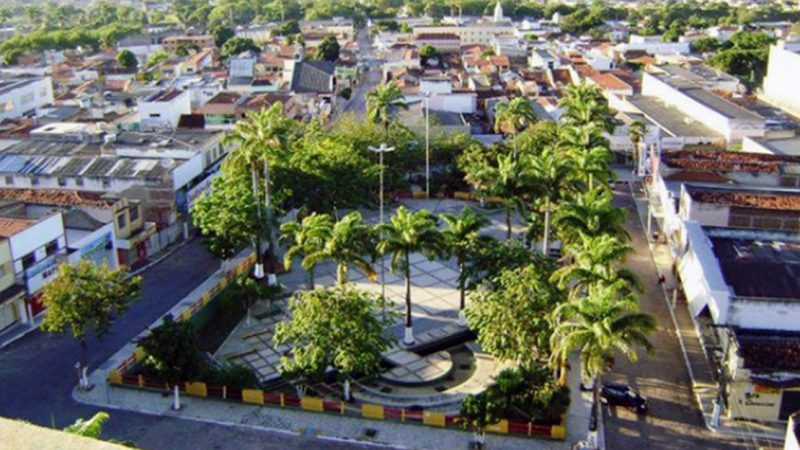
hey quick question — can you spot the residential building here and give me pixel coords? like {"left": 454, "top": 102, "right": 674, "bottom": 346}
{"left": 786, "top": 413, "right": 800, "bottom": 450}
{"left": 162, "top": 35, "right": 215, "bottom": 54}
{"left": 117, "top": 29, "right": 181, "bottom": 60}
{"left": 0, "top": 238, "right": 26, "bottom": 331}
{"left": 0, "top": 77, "right": 55, "bottom": 121}
{"left": 138, "top": 89, "right": 191, "bottom": 129}
{"left": 412, "top": 21, "right": 515, "bottom": 46}
{"left": 415, "top": 33, "right": 462, "bottom": 53}
{"left": 617, "top": 34, "right": 691, "bottom": 55}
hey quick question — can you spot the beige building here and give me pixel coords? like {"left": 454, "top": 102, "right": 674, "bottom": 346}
{"left": 0, "top": 237, "right": 25, "bottom": 331}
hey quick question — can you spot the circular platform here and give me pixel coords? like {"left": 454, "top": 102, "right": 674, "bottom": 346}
{"left": 380, "top": 351, "right": 454, "bottom": 385}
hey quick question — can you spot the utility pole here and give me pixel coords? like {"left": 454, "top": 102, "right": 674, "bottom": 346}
{"left": 423, "top": 91, "right": 431, "bottom": 199}
{"left": 369, "top": 144, "right": 395, "bottom": 319}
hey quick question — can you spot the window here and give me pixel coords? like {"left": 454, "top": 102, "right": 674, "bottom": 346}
{"left": 21, "top": 253, "right": 35, "bottom": 270}
{"left": 102, "top": 179, "right": 111, "bottom": 188}
{"left": 4, "top": 175, "right": 12, "bottom": 185}
{"left": 0, "top": 265, "right": 5, "bottom": 278}
{"left": 129, "top": 206, "right": 139, "bottom": 222}
{"left": 117, "top": 213, "right": 127, "bottom": 229}
{"left": 57, "top": 177, "right": 66, "bottom": 187}
{"left": 149, "top": 113, "right": 161, "bottom": 118}
{"left": 75, "top": 177, "right": 84, "bottom": 187}
{"left": 31, "top": 177, "right": 39, "bottom": 186}
{"left": 45, "top": 240, "right": 58, "bottom": 256}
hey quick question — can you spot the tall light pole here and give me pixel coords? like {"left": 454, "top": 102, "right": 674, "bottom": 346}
{"left": 423, "top": 91, "right": 431, "bottom": 199}
{"left": 369, "top": 143, "right": 395, "bottom": 319}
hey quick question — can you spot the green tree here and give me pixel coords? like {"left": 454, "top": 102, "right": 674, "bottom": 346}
{"left": 212, "top": 25, "right": 235, "bottom": 47}
{"left": 141, "top": 314, "right": 203, "bottom": 410}
{"left": 493, "top": 97, "right": 537, "bottom": 154}
{"left": 691, "top": 36, "right": 721, "bottom": 54}
{"left": 222, "top": 103, "right": 294, "bottom": 283}
{"left": 42, "top": 261, "right": 141, "bottom": 390}
{"left": 559, "top": 82, "right": 613, "bottom": 133}
{"left": 116, "top": 49, "right": 137, "bottom": 69}
{"left": 274, "top": 285, "right": 394, "bottom": 400}
{"left": 366, "top": 81, "right": 407, "bottom": 138}
{"left": 377, "top": 206, "right": 445, "bottom": 345}
{"left": 555, "top": 188, "right": 629, "bottom": 247}
{"left": 627, "top": 119, "right": 646, "bottom": 169}
{"left": 280, "top": 212, "right": 334, "bottom": 289}
{"left": 710, "top": 31, "right": 776, "bottom": 87}
{"left": 441, "top": 207, "right": 490, "bottom": 323}
{"left": 466, "top": 262, "right": 562, "bottom": 368}
{"left": 307, "top": 211, "right": 375, "bottom": 285}
{"left": 63, "top": 412, "right": 109, "bottom": 439}
{"left": 419, "top": 44, "right": 440, "bottom": 63}
{"left": 528, "top": 146, "right": 573, "bottom": 254}
{"left": 458, "top": 392, "right": 502, "bottom": 450}
{"left": 145, "top": 50, "right": 169, "bottom": 68}
{"left": 465, "top": 153, "right": 530, "bottom": 240}
{"left": 559, "top": 123, "right": 612, "bottom": 191}
{"left": 550, "top": 282, "right": 655, "bottom": 435}
{"left": 220, "top": 36, "right": 259, "bottom": 59}
{"left": 313, "top": 35, "right": 340, "bottom": 62}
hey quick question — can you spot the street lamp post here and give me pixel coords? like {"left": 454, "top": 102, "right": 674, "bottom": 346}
{"left": 423, "top": 91, "right": 431, "bottom": 199}
{"left": 369, "top": 144, "right": 395, "bottom": 319}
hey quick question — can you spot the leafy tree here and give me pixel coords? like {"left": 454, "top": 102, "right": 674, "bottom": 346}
{"left": 274, "top": 286, "right": 394, "bottom": 400}
{"left": 366, "top": 81, "right": 407, "bottom": 138}
{"left": 466, "top": 262, "right": 561, "bottom": 368}
{"left": 419, "top": 44, "right": 440, "bottom": 64}
{"left": 339, "top": 86, "right": 352, "bottom": 100}
{"left": 42, "top": 261, "right": 141, "bottom": 390}
{"left": 489, "top": 365, "right": 570, "bottom": 424}
{"left": 628, "top": 119, "right": 646, "bottom": 167}
{"left": 63, "top": 411, "right": 109, "bottom": 439}
{"left": 280, "top": 212, "right": 334, "bottom": 289}
{"left": 145, "top": 50, "right": 169, "bottom": 68}
{"left": 461, "top": 238, "right": 531, "bottom": 290}
{"left": 307, "top": 211, "right": 375, "bottom": 285}
{"left": 313, "top": 35, "right": 340, "bottom": 62}
{"left": 175, "top": 43, "right": 200, "bottom": 56}
{"left": 377, "top": 206, "right": 445, "bottom": 345}
{"left": 220, "top": 36, "right": 259, "bottom": 59}
{"left": 459, "top": 392, "right": 502, "bottom": 450}
{"left": 559, "top": 82, "right": 613, "bottom": 133}
{"left": 234, "top": 275, "right": 270, "bottom": 326}
{"left": 550, "top": 282, "right": 655, "bottom": 434}
{"left": 709, "top": 31, "right": 776, "bottom": 87}
{"left": 441, "top": 207, "right": 490, "bottom": 322}
{"left": 212, "top": 25, "right": 235, "bottom": 47}
{"left": 555, "top": 188, "right": 629, "bottom": 247}
{"left": 116, "top": 49, "right": 137, "bottom": 69}
{"left": 140, "top": 314, "right": 203, "bottom": 410}
{"left": 691, "top": 36, "right": 721, "bottom": 54}
{"left": 464, "top": 153, "right": 530, "bottom": 240}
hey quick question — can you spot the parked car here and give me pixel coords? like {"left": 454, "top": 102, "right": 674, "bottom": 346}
{"left": 600, "top": 382, "right": 648, "bottom": 414}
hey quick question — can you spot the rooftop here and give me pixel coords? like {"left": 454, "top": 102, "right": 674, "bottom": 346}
{"left": 661, "top": 149, "right": 800, "bottom": 173}
{"left": 0, "top": 78, "right": 42, "bottom": 97}
{"left": 629, "top": 96, "right": 722, "bottom": 138}
{"left": 734, "top": 328, "right": 800, "bottom": 372}
{"left": 710, "top": 234, "right": 800, "bottom": 300}
{"left": 686, "top": 185, "right": 800, "bottom": 211}
{"left": 415, "top": 33, "right": 460, "bottom": 41}
{"left": 144, "top": 89, "right": 185, "bottom": 103}
{"left": 650, "top": 72, "right": 762, "bottom": 121}
{"left": 0, "top": 216, "right": 38, "bottom": 238}
{"left": 0, "top": 188, "right": 118, "bottom": 208}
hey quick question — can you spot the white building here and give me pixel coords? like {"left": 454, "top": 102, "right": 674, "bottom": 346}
{"left": 138, "top": 89, "right": 191, "bottom": 129}
{"left": 413, "top": 21, "right": 515, "bottom": 46}
{"left": 616, "top": 35, "right": 691, "bottom": 56}
{"left": 0, "top": 78, "right": 54, "bottom": 121}
{"left": 761, "top": 42, "right": 800, "bottom": 118}
{"left": 641, "top": 72, "right": 765, "bottom": 144}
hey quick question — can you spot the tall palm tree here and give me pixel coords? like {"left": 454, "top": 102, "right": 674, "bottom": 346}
{"left": 559, "top": 123, "right": 613, "bottom": 190}
{"left": 529, "top": 146, "right": 573, "bottom": 255}
{"left": 628, "top": 119, "right": 646, "bottom": 170}
{"left": 377, "top": 206, "right": 445, "bottom": 345}
{"left": 555, "top": 188, "right": 629, "bottom": 246}
{"left": 550, "top": 282, "right": 656, "bottom": 436}
{"left": 280, "top": 213, "right": 334, "bottom": 289}
{"left": 494, "top": 97, "right": 537, "bottom": 154}
{"left": 307, "top": 211, "right": 375, "bottom": 286}
{"left": 559, "top": 82, "right": 613, "bottom": 133}
{"left": 441, "top": 207, "right": 490, "bottom": 324}
{"left": 468, "top": 153, "right": 530, "bottom": 240}
{"left": 552, "top": 233, "right": 640, "bottom": 301}
{"left": 366, "top": 81, "right": 408, "bottom": 139}
{"left": 223, "top": 102, "right": 294, "bottom": 283}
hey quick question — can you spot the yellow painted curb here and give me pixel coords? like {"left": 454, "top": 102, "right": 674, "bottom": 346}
{"left": 422, "top": 411, "right": 446, "bottom": 427}
{"left": 301, "top": 396, "right": 324, "bottom": 412}
{"left": 242, "top": 389, "right": 264, "bottom": 405}
{"left": 185, "top": 382, "right": 207, "bottom": 397}
{"left": 362, "top": 404, "right": 384, "bottom": 420}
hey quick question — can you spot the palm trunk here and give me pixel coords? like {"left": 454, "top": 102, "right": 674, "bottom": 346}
{"left": 251, "top": 163, "right": 265, "bottom": 279}
{"left": 588, "top": 173, "right": 594, "bottom": 190}
{"left": 308, "top": 266, "right": 315, "bottom": 289}
{"left": 542, "top": 198, "right": 550, "bottom": 255}
{"left": 458, "top": 258, "right": 467, "bottom": 325}
{"left": 337, "top": 262, "right": 348, "bottom": 285}
{"left": 264, "top": 160, "right": 277, "bottom": 286}
{"left": 403, "top": 252, "right": 413, "bottom": 346}
{"left": 590, "top": 374, "right": 600, "bottom": 432}
{"left": 505, "top": 203, "right": 512, "bottom": 240}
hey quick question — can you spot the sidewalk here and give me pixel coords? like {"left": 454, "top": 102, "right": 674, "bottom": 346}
{"left": 75, "top": 247, "right": 585, "bottom": 450}
{"left": 628, "top": 183, "right": 785, "bottom": 443}
{"left": 0, "top": 314, "right": 42, "bottom": 349}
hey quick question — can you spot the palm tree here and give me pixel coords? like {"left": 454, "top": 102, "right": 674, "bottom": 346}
{"left": 550, "top": 282, "right": 656, "bottom": 437}
{"left": 559, "top": 82, "right": 613, "bottom": 133}
{"left": 441, "top": 207, "right": 490, "bottom": 324}
{"left": 223, "top": 102, "right": 294, "bottom": 283}
{"left": 280, "top": 213, "right": 334, "bottom": 289}
{"left": 529, "top": 146, "right": 573, "bottom": 254}
{"left": 559, "top": 123, "right": 613, "bottom": 190}
{"left": 467, "top": 153, "right": 530, "bottom": 240}
{"left": 366, "top": 81, "right": 408, "bottom": 139}
{"left": 494, "top": 97, "right": 537, "bottom": 154}
{"left": 628, "top": 119, "right": 646, "bottom": 170}
{"left": 377, "top": 206, "right": 445, "bottom": 345}
{"left": 555, "top": 188, "right": 629, "bottom": 246}
{"left": 307, "top": 212, "right": 375, "bottom": 286}
{"left": 552, "top": 233, "right": 640, "bottom": 301}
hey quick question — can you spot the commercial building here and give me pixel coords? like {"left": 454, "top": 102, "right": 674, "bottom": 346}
{"left": 0, "top": 238, "right": 26, "bottom": 331}
{"left": 412, "top": 22, "right": 515, "bottom": 46}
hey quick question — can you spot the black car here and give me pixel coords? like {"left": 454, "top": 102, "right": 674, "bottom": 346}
{"left": 600, "top": 382, "right": 649, "bottom": 414}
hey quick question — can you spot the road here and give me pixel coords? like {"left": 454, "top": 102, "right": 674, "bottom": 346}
{"left": 0, "top": 239, "right": 385, "bottom": 450}
{"left": 602, "top": 190, "right": 758, "bottom": 450}
{"left": 339, "top": 26, "right": 382, "bottom": 117}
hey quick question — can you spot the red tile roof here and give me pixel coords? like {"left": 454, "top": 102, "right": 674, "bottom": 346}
{"left": 590, "top": 72, "right": 633, "bottom": 91}
{"left": 662, "top": 150, "right": 800, "bottom": 174}
{"left": 0, "top": 188, "right": 116, "bottom": 208}
{"left": 691, "top": 190, "right": 800, "bottom": 211}
{"left": 0, "top": 217, "right": 38, "bottom": 238}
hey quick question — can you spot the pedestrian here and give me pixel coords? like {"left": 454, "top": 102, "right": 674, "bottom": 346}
{"left": 658, "top": 274, "right": 666, "bottom": 285}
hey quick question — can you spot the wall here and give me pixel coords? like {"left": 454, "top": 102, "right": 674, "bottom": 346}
{"left": 426, "top": 94, "right": 477, "bottom": 114}
{"left": 762, "top": 44, "right": 800, "bottom": 118}
{"left": 680, "top": 190, "right": 731, "bottom": 227}
{"left": 8, "top": 214, "right": 65, "bottom": 294}
{"left": 67, "top": 223, "right": 117, "bottom": 268}
{"left": 0, "top": 239, "right": 15, "bottom": 291}
{"left": 138, "top": 91, "right": 191, "bottom": 129}
{"left": 786, "top": 413, "right": 800, "bottom": 450}
{"left": 728, "top": 298, "right": 800, "bottom": 331}
{"left": 172, "top": 153, "right": 205, "bottom": 191}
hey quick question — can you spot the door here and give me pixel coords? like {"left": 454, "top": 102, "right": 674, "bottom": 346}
{"left": 778, "top": 389, "right": 800, "bottom": 421}
{"left": 0, "top": 300, "right": 16, "bottom": 331}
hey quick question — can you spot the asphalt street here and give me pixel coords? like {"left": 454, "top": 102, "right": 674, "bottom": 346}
{"left": 0, "top": 239, "right": 384, "bottom": 449}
